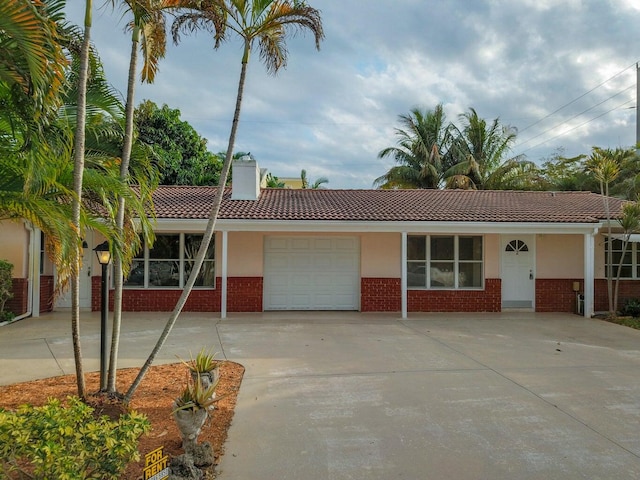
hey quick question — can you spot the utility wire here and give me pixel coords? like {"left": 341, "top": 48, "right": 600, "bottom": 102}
{"left": 516, "top": 62, "right": 637, "bottom": 136}
{"left": 517, "top": 98, "right": 634, "bottom": 156}
{"left": 515, "top": 84, "right": 635, "bottom": 149}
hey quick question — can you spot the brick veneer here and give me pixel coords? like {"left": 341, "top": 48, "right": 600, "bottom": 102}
{"left": 91, "top": 276, "right": 263, "bottom": 312}
{"left": 361, "top": 277, "right": 501, "bottom": 312}
{"left": 7, "top": 278, "right": 28, "bottom": 315}
{"left": 594, "top": 278, "right": 640, "bottom": 312}
{"left": 361, "top": 278, "right": 401, "bottom": 311}
{"left": 535, "top": 279, "right": 582, "bottom": 313}
{"left": 39, "top": 275, "right": 54, "bottom": 313}
{"left": 408, "top": 278, "right": 501, "bottom": 312}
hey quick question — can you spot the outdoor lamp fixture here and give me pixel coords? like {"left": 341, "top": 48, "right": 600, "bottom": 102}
{"left": 93, "top": 241, "right": 110, "bottom": 391}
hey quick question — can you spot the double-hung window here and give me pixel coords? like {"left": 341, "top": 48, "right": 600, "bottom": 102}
{"left": 125, "top": 233, "right": 215, "bottom": 288}
{"left": 605, "top": 238, "right": 639, "bottom": 279}
{"left": 407, "top": 235, "right": 483, "bottom": 288}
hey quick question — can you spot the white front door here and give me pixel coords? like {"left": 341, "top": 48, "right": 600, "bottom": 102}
{"left": 501, "top": 235, "right": 535, "bottom": 309}
{"left": 55, "top": 236, "right": 93, "bottom": 310}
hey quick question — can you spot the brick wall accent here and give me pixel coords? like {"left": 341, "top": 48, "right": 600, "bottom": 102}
{"left": 39, "top": 275, "right": 54, "bottom": 313}
{"left": 227, "top": 277, "right": 263, "bottom": 312}
{"left": 535, "top": 279, "right": 582, "bottom": 313}
{"left": 594, "top": 278, "right": 640, "bottom": 312}
{"left": 91, "top": 276, "right": 263, "bottom": 312}
{"left": 7, "top": 278, "right": 28, "bottom": 315}
{"left": 408, "top": 278, "right": 501, "bottom": 312}
{"left": 361, "top": 278, "right": 401, "bottom": 312}
{"left": 363, "top": 278, "right": 501, "bottom": 313}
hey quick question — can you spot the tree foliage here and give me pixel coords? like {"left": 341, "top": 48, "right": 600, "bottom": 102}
{"left": 135, "top": 100, "right": 223, "bottom": 185}
{"left": 376, "top": 106, "right": 538, "bottom": 190}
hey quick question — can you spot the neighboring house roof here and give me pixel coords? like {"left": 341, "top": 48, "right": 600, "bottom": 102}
{"left": 151, "top": 187, "right": 627, "bottom": 224}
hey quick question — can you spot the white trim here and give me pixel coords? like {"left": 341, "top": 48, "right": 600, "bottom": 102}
{"left": 401, "top": 232, "right": 407, "bottom": 319}
{"left": 584, "top": 232, "right": 595, "bottom": 317}
{"left": 221, "top": 231, "right": 228, "bottom": 319}
{"left": 153, "top": 219, "right": 604, "bottom": 235}
{"left": 607, "top": 233, "right": 640, "bottom": 242}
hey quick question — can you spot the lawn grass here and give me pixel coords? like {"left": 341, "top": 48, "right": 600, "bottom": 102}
{"left": 604, "top": 316, "right": 640, "bottom": 330}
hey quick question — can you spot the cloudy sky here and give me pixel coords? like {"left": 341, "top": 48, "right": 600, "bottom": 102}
{"left": 65, "top": 1, "right": 640, "bottom": 189}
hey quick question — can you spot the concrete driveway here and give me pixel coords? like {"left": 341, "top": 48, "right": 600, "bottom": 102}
{"left": 2, "top": 311, "right": 640, "bottom": 479}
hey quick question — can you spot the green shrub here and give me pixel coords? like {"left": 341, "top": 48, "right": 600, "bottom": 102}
{"left": 0, "top": 396, "right": 150, "bottom": 479}
{"left": 0, "top": 259, "right": 14, "bottom": 322}
{"left": 620, "top": 298, "right": 640, "bottom": 318}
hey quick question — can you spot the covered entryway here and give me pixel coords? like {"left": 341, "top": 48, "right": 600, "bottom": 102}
{"left": 501, "top": 235, "right": 535, "bottom": 309}
{"left": 263, "top": 236, "right": 360, "bottom": 310}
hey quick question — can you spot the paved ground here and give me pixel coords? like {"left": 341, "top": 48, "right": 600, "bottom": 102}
{"left": 2, "top": 311, "right": 640, "bottom": 479}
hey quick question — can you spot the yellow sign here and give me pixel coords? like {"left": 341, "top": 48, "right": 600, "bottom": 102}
{"left": 143, "top": 446, "right": 169, "bottom": 480}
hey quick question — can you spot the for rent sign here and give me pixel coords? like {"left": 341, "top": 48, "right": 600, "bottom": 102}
{"left": 143, "top": 446, "right": 169, "bottom": 480}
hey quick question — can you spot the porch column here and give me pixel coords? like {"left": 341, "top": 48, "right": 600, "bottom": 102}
{"left": 221, "top": 231, "right": 228, "bottom": 319}
{"left": 583, "top": 232, "right": 595, "bottom": 318}
{"left": 401, "top": 232, "right": 407, "bottom": 319}
{"left": 31, "top": 227, "right": 41, "bottom": 317}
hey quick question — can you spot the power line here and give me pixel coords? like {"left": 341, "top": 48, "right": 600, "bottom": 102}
{"left": 516, "top": 62, "right": 637, "bottom": 136}
{"left": 516, "top": 98, "right": 635, "bottom": 156}
{"left": 514, "top": 84, "right": 635, "bottom": 150}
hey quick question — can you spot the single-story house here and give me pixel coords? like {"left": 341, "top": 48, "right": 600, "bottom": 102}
{"left": 4, "top": 157, "right": 636, "bottom": 320}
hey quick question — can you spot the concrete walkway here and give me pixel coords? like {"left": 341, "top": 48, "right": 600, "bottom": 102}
{"left": 2, "top": 311, "right": 640, "bottom": 479}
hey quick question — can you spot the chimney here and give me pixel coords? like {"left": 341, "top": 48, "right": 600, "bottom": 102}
{"left": 231, "top": 155, "right": 261, "bottom": 200}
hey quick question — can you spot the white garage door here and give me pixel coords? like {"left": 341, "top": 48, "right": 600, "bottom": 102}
{"left": 264, "top": 236, "right": 360, "bottom": 310}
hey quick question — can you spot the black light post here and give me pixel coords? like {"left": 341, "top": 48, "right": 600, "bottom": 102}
{"left": 93, "top": 241, "right": 111, "bottom": 391}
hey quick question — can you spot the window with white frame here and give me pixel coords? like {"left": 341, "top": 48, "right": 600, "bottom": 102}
{"left": 125, "top": 233, "right": 215, "bottom": 288}
{"left": 407, "top": 235, "right": 483, "bottom": 288}
{"left": 605, "top": 238, "right": 639, "bottom": 279}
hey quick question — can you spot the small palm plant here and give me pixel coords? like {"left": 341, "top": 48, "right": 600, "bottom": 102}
{"left": 180, "top": 347, "right": 221, "bottom": 389}
{"left": 172, "top": 374, "right": 219, "bottom": 450}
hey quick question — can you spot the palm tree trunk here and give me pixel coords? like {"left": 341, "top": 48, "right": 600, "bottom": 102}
{"left": 124, "top": 46, "right": 251, "bottom": 403}
{"left": 107, "top": 27, "right": 140, "bottom": 393}
{"left": 71, "top": 0, "right": 93, "bottom": 399}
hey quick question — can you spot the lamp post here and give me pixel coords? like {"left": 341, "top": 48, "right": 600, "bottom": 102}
{"left": 93, "top": 241, "right": 111, "bottom": 391}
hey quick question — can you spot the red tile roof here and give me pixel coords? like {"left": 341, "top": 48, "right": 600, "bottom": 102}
{"left": 150, "top": 187, "right": 627, "bottom": 223}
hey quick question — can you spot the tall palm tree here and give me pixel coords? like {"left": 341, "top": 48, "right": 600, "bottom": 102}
{"left": 445, "top": 108, "right": 537, "bottom": 190}
{"left": 374, "top": 105, "right": 449, "bottom": 189}
{"left": 125, "top": 0, "right": 324, "bottom": 402}
{"left": 69, "top": 0, "right": 94, "bottom": 399}
{"left": 106, "top": 0, "right": 179, "bottom": 393}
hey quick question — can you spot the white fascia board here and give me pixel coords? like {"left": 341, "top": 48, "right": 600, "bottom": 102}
{"left": 158, "top": 219, "right": 603, "bottom": 235}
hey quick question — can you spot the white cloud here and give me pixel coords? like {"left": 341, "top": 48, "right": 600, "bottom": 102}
{"left": 64, "top": 1, "right": 640, "bottom": 188}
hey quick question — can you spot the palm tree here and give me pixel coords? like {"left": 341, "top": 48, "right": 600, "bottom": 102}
{"left": 587, "top": 146, "right": 623, "bottom": 316}
{"left": 106, "top": 0, "right": 180, "bottom": 393}
{"left": 374, "top": 105, "right": 449, "bottom": 189}
{"left": 445, "top": 108, "right": 537, "bottom": 190}
{"left": 0, "top": 0, "right": 68, "bottom": 125}
{"left": 69, "top": 0, "right": 95, "bottom": 399}
{"left": 124, "top": 0, "right": 324, "bottom": 402}
{"left": 301, "top": 169, "right": 328, "bottom": 189}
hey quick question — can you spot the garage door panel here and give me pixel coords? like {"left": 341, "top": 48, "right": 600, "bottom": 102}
{"left": 313, "top": 238, "right": 333, "bottom": 250}
{"left": 264, "top": 236, "right": 359, "bottom": 311}
{"left": 292, "top": 238, "right": 312, "bottom": 250}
